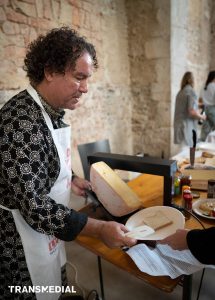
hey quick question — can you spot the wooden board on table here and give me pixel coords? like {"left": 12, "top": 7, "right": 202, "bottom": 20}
{"left": 127, "top": 174, "right": 164, "bottom": 207}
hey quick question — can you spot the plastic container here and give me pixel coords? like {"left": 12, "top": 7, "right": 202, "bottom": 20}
{"left": 174, "top": 175, "right": 181, "bottom": 196}
{"left": 180, "top": 174, "right": 192, "bottom": 192}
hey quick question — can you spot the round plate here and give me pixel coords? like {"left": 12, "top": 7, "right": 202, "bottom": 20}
{"left": 125, "top": 206, "right": 185, "bottom": 240}
{"left": 192, "top": 198, "right": 215, "bottom": 220}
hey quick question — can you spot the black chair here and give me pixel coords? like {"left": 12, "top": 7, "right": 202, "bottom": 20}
{"left": 77, "top": 139, "right": 111, "bottom": 181}
{"left": 77, "top": 140, "right": 144, "bottom": 300}
{"left": 77, "top": 139, "right": 111, "bottom": 300}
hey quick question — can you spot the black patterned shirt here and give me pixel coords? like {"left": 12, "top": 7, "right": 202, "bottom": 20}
{"left": 0, "top": 89, "right": 87, "bottom": 299}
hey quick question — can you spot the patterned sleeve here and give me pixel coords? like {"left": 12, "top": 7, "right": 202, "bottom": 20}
{"left": 0, "top": 98, "right": 87, "bottom": 241}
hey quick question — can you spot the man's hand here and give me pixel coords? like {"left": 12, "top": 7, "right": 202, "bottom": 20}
{"left": 80, "top": 218, "right": 137, "bottom": 249}
{"left": 98, "top": 221, "right": 137, "bottom": 248}
{"left": 158, "top": 229, "right": 190, "bottom": 250}
{"left": 71, "top": 176, "right": 91, "bottom": 197}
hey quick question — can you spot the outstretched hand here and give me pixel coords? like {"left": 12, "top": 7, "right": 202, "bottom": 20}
{"left": 98, "top": 221, "right": 137, "bottom": 249}
{"left": 158, "top": 229, "right": 190, "bottom": 250}
{"left": 80, "top": 218, "right": 137, "bottom": 249}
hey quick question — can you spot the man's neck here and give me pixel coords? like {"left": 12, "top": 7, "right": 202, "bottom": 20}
{"left": 35, "top": 82, "right": 59, "bottom": 111}
{"left": 32, "top": 83, "right": 65, "bottom": 123}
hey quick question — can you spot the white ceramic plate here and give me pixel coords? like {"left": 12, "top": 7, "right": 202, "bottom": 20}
{"left": 192, "top": 198, "right": 215, "bottom": 220}
{"left": 125, "top": 206, "right": 185, "bottom": 240}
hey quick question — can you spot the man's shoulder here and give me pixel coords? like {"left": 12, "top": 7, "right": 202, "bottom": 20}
{"left": 0, "top": 89, "right": 41, "bottom": 123}
{"left": 1, "top": 89, "right": 34, "bottom": 109}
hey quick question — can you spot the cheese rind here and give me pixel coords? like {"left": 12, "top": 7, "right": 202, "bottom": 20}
{"left": 90, "top": 161, "right": 142, "bottom": 217}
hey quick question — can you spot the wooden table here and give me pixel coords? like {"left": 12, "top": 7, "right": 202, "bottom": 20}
{"left": 75, "top": 174, "right": 214, "bottom": 300}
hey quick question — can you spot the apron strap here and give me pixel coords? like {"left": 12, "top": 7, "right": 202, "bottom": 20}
{"left": 0, "top": 204, "right": 13, "bottom": 211}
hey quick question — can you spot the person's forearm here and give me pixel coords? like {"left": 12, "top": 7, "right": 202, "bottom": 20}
{"left": 159, "top": 229, "right": 189, "bottom": 250}
{"left": 189, "top": 109, "right": 205, "bottom": 120}
{"left": 78, "top": 217, "right": 137, "bottom": 249}
{"left": 80, "top": 217, "right": 105, "bottom": 238}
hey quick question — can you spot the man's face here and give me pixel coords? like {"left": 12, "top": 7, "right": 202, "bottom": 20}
{"left": 47, "top": 52, "right": 94, "bottom": 110}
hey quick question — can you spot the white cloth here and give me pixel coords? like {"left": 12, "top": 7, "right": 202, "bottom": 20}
{"left": 126, "top": 243, "right": 214, "bottom": 279}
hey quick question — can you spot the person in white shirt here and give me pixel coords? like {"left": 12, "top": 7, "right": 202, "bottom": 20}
{"left": 199, "top": 70, "right": 215, "bottom": 141}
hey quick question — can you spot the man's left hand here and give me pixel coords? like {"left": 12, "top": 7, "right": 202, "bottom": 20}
{"left": 71, "top": 176, "right": 91, "bottom": 197}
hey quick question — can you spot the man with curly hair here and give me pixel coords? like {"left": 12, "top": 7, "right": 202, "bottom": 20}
{"left": 0, "top": 27, "right": 136, "bottom": 300}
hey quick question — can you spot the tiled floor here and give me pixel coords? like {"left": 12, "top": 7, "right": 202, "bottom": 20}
{"left": 66, "top": 194, "right": 215, "bottom": 300}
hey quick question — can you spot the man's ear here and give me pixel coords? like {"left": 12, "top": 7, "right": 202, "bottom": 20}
{"left": 44, "top": 67, "right": 54, "bottom": 82}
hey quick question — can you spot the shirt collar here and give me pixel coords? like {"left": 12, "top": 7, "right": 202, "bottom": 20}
{"left": 36, "top": 92, "right": 65, "bottom": 121}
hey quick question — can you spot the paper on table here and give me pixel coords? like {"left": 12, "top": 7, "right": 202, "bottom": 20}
{"left": 126, "top": 244, "right": 206, "bottom": 279}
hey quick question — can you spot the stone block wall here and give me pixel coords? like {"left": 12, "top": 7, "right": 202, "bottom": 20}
{"left": 125, "top": 0, "right": 214, "bottom": 158}
{"left": 211, "top": 0, "right": 215, "bottom": 69}
{"left": 0, "top": 0, "right": 214, "bottom": 174}
{"left": 0, "top": 0, "right": 133, "bottom": 176}
{"left": 171, "top": 0, "right": 213, "bottom": 156}
{"left": 126, "top": 0, "right": 171, "bottom": 158}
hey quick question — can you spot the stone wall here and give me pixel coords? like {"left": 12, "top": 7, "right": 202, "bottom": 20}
{"left": 171, "top": 0, "right": 213, "bottom": 156}
{"left": 0, "top": 0, "right": 133, "bottom": 176}
{"left": 211, "top": 0, "right": 215, "bottom": 69}
{"left": 171, "top": 0, "right": 188, "bottom": 157}
{"left": 0, "top": 0, "right": 214, "bottom": 174}
{"left": 125, "top": 0, "right": 214, "bottom": 158}
{"left": 126, "top": 0, "right": 171, "bottom": 158}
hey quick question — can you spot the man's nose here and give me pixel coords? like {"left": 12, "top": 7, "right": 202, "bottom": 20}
{"left": 79, "top": 79, "right": 88, "bottom": 93}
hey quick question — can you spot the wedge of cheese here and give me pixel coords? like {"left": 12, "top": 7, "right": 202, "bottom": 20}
{"left": 90, "top": 161, "right": 142, "bottom": 217}
{"left": 142, "top": 210, "right": 173, "bottom": 230}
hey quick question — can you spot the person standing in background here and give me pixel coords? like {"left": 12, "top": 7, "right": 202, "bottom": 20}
{"left": 199, "top": 70, "right": 215, "bottom": 141}
{"left": 174, "top": 71, "right": 206, "bottom": 146}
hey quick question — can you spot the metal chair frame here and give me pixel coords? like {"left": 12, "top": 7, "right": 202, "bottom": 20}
{"left": 77, "top": 139, "right": 111, "bottom": 300}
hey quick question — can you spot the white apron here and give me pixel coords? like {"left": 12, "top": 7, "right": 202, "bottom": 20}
{"left": 0, "top": 85, "right": 72, "bottom": 300}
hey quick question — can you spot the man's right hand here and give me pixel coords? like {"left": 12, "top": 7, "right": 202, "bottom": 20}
{"left": 80, "top": 218, "right": 137, "bottom": 249}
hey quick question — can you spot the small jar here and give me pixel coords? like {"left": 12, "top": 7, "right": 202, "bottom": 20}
{"left": 183, "top": 191, "right": 193, "bottom": 219}
{"left": 180, "top": 174, "right": 192, "bottom": 192}
{"left": 182, "top": 188, "right": 191, "bottom": 208}
{"left": 182, "top": 185, "right": 191, "bottom": 196}
{"left": 207, "top": 179, "right": 215, "bottom": 198}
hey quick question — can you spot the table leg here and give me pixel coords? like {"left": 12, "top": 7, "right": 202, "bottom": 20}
{"left": 182, "top": 275, "right": 192, "bottom": 300}
{"left": 97, "top": 256, "right": 105, "bottom": 300}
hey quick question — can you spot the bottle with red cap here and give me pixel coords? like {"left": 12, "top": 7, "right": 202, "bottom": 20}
{"left": 183, "top": 189, "right": 193, "bottom": 219}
